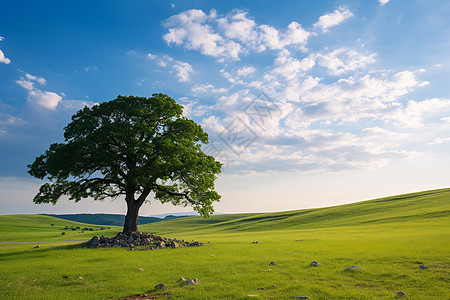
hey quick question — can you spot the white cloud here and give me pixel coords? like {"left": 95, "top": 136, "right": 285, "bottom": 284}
{"left": 314, "top": 6, "right": 353, "bottom": 33}
{"left": 27, "top": 90, "right": 62, "bottom": 110}
{"left": 428, "top": 137, "right": 450, "bottom": 145}
{"left": 25, "top": 73, "right": 46, "bottom": 85}
{"left": 0, "top": 50, "right": 10, "bottom": 64}
{"left": 388, "top": 98, "right": 450, "bottom": 128}
{"left": 191, "top": 83, "right": 228, "bottom": 94}
{"left": 315, "top": 48, "right": 376, "bottom": 75}
{"left": 163, "top": 9, "right": 242, "bottom": 60}
{"left": 236, "top": 66, "right": 256, "bottom": 77}
{"left": 15, "top": 73, "right": 94, "bottom": 111}
{"left": 173, "top": 61, "right": 193, "bottom": 82}
{"left": 378, "top": 0, "right": 390, "bottom": 6}
{"left": 0, "top": 36, "right": 10, "bottom": 64}
{"left": 163, "top": 9, "right": 312, "bottom": 61}
{"left": 147, "top": 53, "right": 193, "bottom": 82}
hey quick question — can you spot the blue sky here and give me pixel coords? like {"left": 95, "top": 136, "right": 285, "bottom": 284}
{"left": 1, "top": 0, "right": 449, "bottom": 215}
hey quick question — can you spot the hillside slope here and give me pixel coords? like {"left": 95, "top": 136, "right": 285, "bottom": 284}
{"left": 142, "top": 188, "right": 450, "bottom": 234}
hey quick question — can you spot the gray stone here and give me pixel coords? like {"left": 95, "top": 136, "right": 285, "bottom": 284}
{"left": 345, "top": 266, "right": 360, "bottom": 270}
{"left": 34, "top": 245, "right": 40, "bottom": 248}
{"left": 396, "top": 291, "right": 406, "bottom": 296}
{"left": 154, "top": 283, "right": 166, "bottom": 290}
{"left": 310, "top": 261, "right": 320, "bottom": 267}
{"left": 419, "top": 264, "right": 429, "bottom": 269}
{"left": 291, "top": 297, "right": 309, "bottom": 299}
{"left": 269, "top": 261, "right": 278, "bottom": 265}
{"left": 252, "top": 241, "right": 259, "bottom": 244}
{"left": 185, "top": 278, "right": 200, "bottom": 286}
{"left": 177, "top": 277, "right": 186, "bottom": 283}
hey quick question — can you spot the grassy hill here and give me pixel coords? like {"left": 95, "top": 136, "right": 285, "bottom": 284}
{"left": 1, "top": 188, "right": 449, "bottom": 299}
{"left": 142, "top": 187, "right": 450, "bottom": 235}
{"left": 0, "top": 215, "right": 121, "bottom": 242}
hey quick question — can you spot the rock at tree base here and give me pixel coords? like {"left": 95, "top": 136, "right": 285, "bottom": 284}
{"left": 154, "top": 283, "right": 166, "bottom": 290}
{"left": 310, "top": 261, "right": 320, "bottom": 267}
{"left": 84, "top": 231, "right": 205, "bottom": 249}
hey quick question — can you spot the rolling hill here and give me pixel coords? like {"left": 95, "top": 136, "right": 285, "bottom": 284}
{"left": 142, "top": 187, "right": 450, "bottom": 234}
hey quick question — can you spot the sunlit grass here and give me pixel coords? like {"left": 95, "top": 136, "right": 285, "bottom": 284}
{"left": 0, "top": 188, "right": 449, "bottom": 299}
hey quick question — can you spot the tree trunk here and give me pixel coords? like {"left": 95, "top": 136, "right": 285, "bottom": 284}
{"left": 122, "top": 189, "right": 151, "bottom": 234}
{"left": 123, "top": 193, "right": 140, "bottom": 234}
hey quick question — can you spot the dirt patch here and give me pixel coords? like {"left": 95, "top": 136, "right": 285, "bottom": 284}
{"left": 117, "top": 292, "right": 172, "bottom": 299}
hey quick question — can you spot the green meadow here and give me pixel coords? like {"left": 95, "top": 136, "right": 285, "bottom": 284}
{"left": 1, "top": 188, "right": 449, "bottom": 299}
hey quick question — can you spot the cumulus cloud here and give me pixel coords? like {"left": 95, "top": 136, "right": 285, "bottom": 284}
{"left": 27, "top": 90, "right": 62, "bottom": 110}
{"left": 163, "top": 9, "right": 312, "bottom": 61}
{"left": 155, "top": 7, "right": 445, "bottom": 174}
{"left": 236, "top": 66, "right": 256, "bottom": 77}
{"left": 0, "top": 50, "right": 10, "bottom": 64}
{"left": 314, "top": 48, "right": 376, "bottom": 75}
{"left": 163, "top": 9, "right": 242, "bottom": 60}
{"left": 314, "top": 6, "right": 353, "bottom": 32}
{"left": 0, "top": 36, "right": 10, "bottom": 64}
{"left": 378, "top": 0, "right": 390, "bottom": 6}
{"left": 15, "top": 73, "right": 95, "bottom": 111}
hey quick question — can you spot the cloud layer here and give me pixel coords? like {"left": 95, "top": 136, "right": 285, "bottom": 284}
{"left": 157, "top": 8, "right": 448, "bottom": 174}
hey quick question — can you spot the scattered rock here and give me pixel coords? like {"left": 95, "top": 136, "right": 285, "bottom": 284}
{"left": 138, "top": 268, "right": 144, "bottom": 272}
{"left": 62, "top": 275, "right": 68, "bottom": 279}
{"left": 345, "top": 266, "right": 361, "bottom": 270}
{"left": 396, "top": 291, "right": 406, "bottom": 296}
{"left": 78, "top": 276, "right": 83, "bottom": 280}
{"left": 154, "top": 283, "right": 166, "bottom": 290}
{"left": 185, "top": 278, "right": 200, "bottom": 286}
{"left": 291, "top": 297, "right": 309, "bottom": 299}
{"left": 210, "top": 254, "right": 214, "bottom": 257}
{"left": 269, "top": 261, "right": 278, "bottom": 265}
{"left": 84, "top": 231, "right": 205, "bottom": 249}
{"left": 272, "top": 284, "right": 278, "bottom": 288}
{"left": 252, "top": 241, "right": 259, "bottom": 244}
{"left": 295, "top": 239, "right": 304, "bottom": 242}
{"left": 33, "top": 245, "right": 40, "bottom": 248}
{"left": 419, "top": 264, "right": 429, "bottom": 269}
{"left": 310, "top": 261, "right": 320, "bottom": 267}
{"left": 177, "top": 277, "right": 186, "bottom": 283}
{"left": 247, "top": 295, "right": 258, "bottom": 297}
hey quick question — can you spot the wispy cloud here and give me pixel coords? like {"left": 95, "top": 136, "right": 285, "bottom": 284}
{"left": 313, "top": 6, "right": 353, "bottom": 33}
{"left": 146, "top": 52, "right": 194, "bottom": 82}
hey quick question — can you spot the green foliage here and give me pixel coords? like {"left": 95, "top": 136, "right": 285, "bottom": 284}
{"left": 27, "top": 94, "right": 222, "bottom": 229}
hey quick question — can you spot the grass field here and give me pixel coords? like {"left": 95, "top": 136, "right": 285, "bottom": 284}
{"left": 0, "top": 188, "right": 449, "bottom": 299}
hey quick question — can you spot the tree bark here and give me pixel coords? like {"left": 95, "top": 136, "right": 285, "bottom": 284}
{"left": 123, "top": 193, "right": 140, "bottom": 234}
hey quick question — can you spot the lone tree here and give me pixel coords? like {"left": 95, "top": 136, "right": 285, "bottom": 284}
{"left": 28, "top": 94, "right": 222, "bottom": 234}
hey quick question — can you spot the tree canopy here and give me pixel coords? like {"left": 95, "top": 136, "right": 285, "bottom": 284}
{"left": 28, "top": 94, "right": 222, "bottom": 233}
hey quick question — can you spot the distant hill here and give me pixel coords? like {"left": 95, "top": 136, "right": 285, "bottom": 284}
{"left": 42, "top": 213, "right": 186, "bottom": 226}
